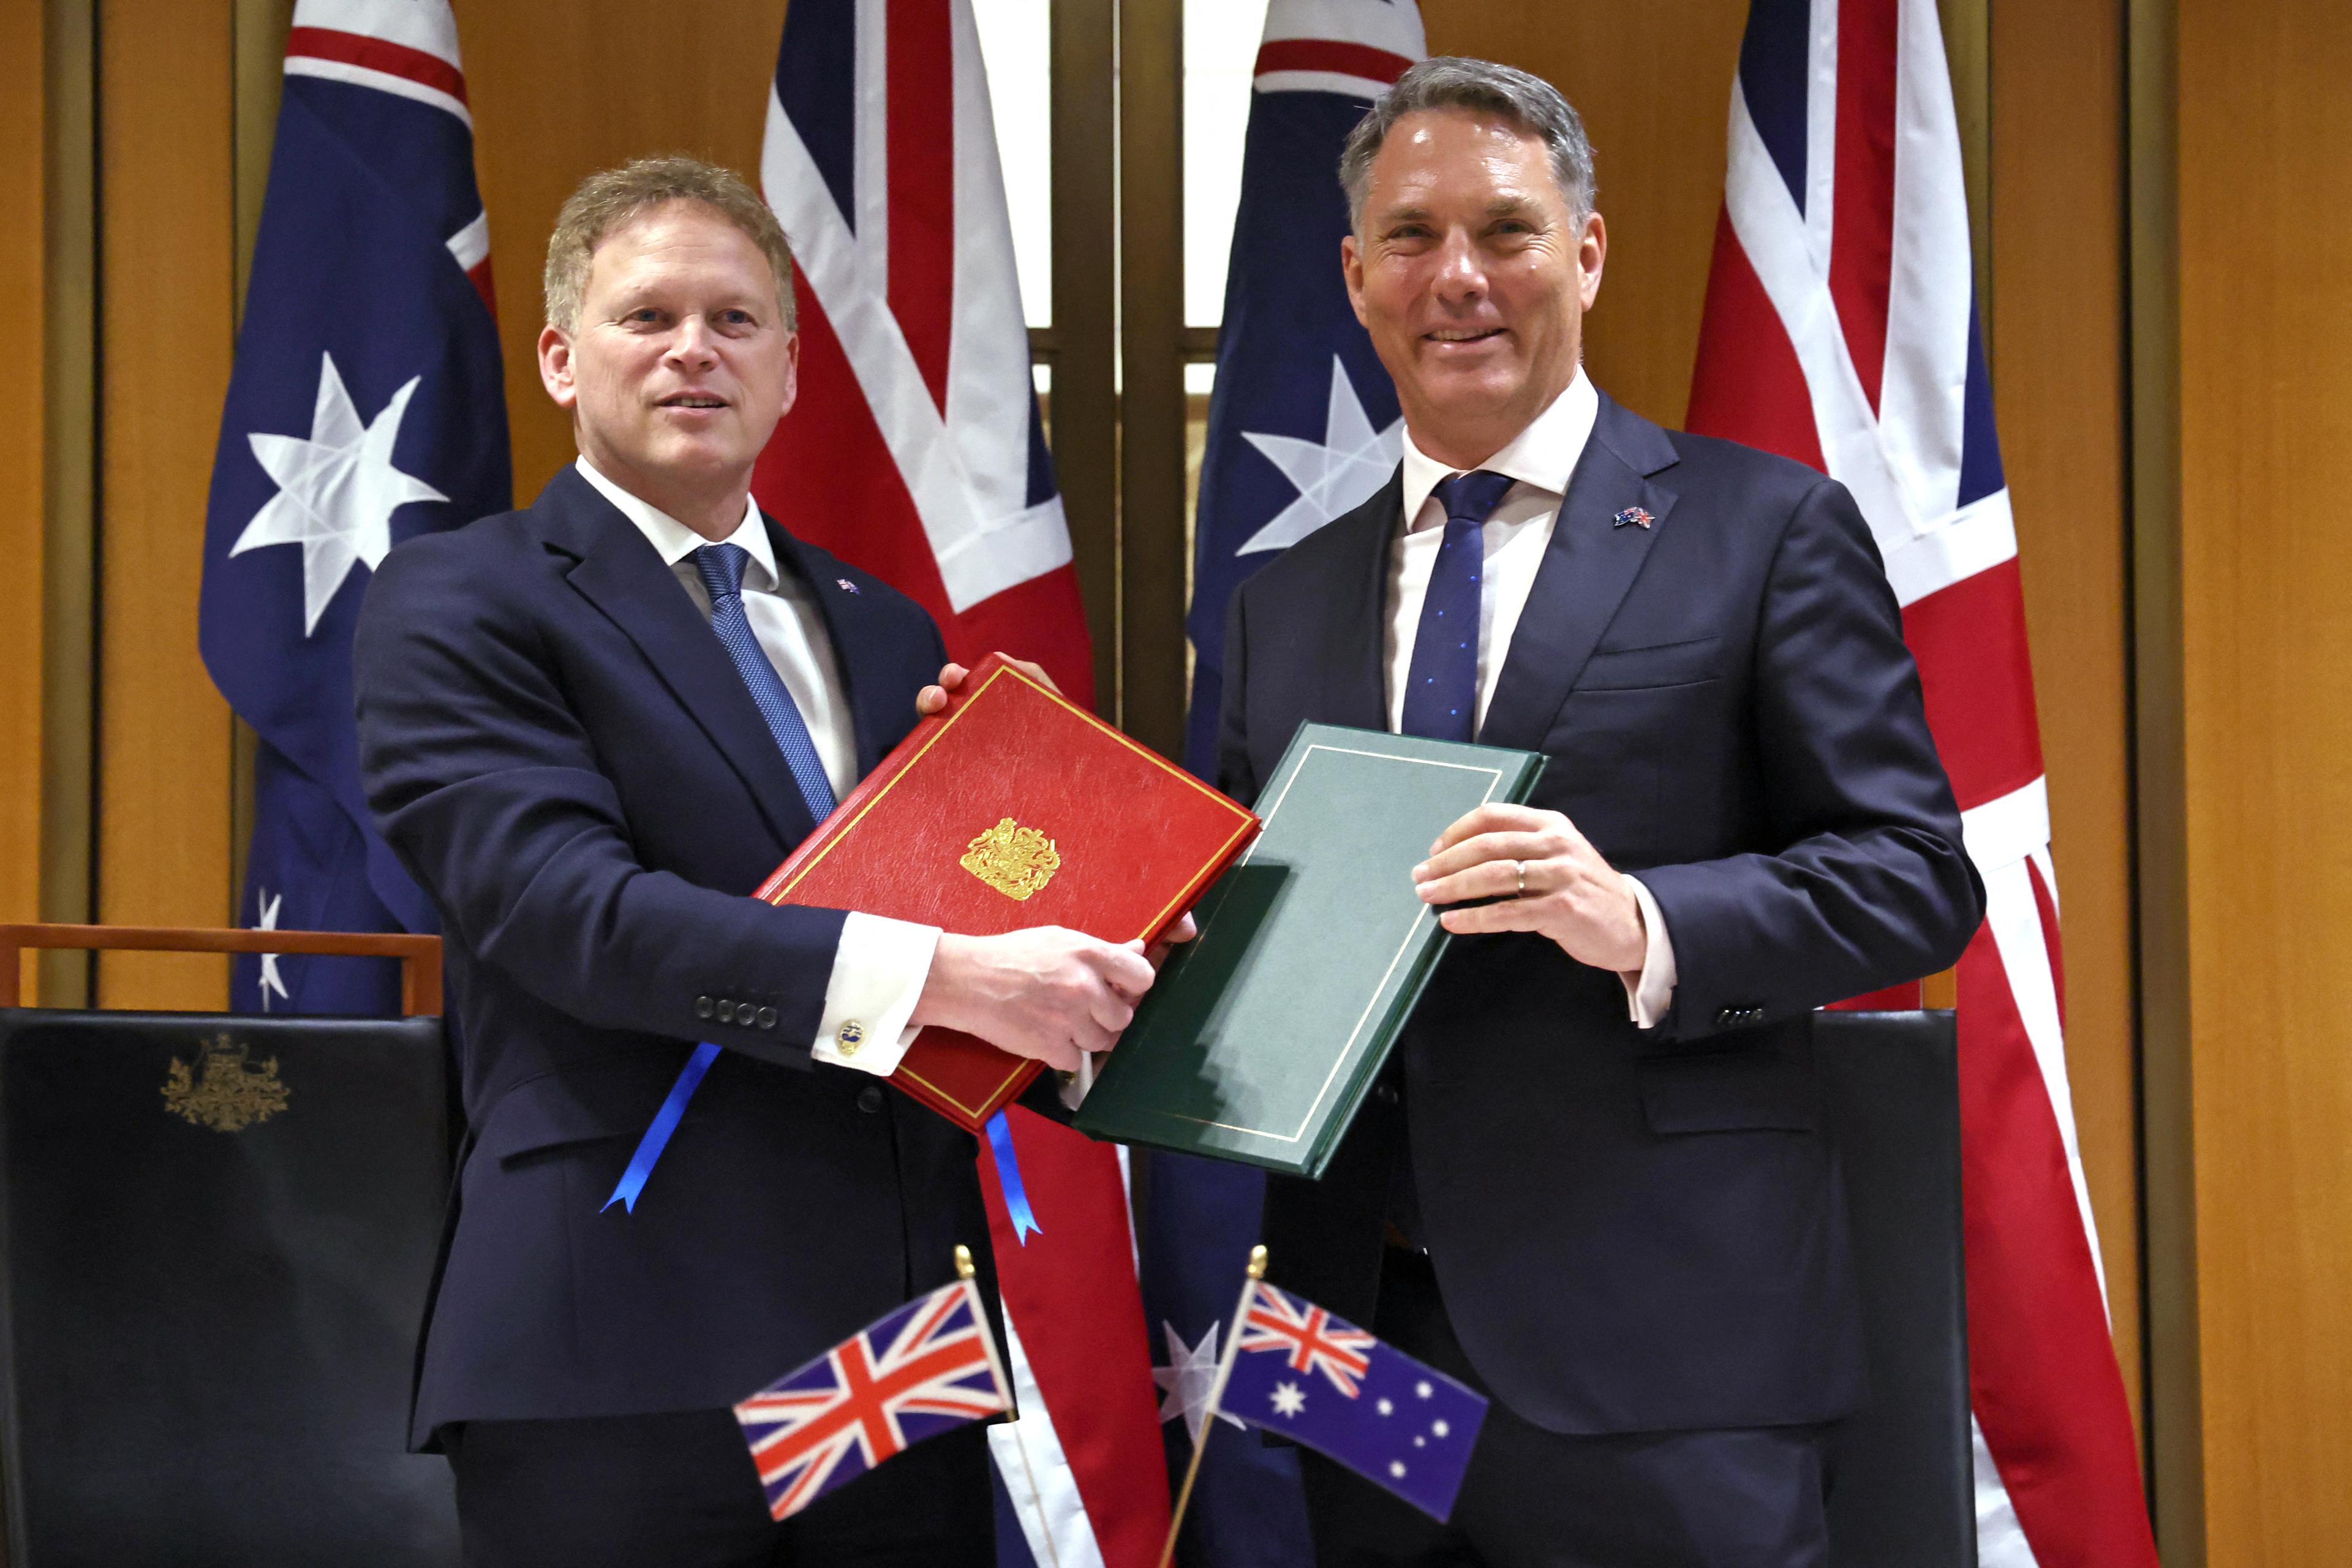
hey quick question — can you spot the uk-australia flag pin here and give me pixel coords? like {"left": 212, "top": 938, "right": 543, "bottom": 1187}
{"left": 835, "top": 578, "right": 861, "bottom": 594}
{"left": 1612, "top": 506, "right": 1654, "bottom": 530}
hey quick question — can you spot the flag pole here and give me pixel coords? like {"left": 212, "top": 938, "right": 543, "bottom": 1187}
{"left": 1155, "top": 1244, "right": 1267, "bottom": 1568}
{"left": 956, "top": 1244, "right": 1019, "bottom": 1422}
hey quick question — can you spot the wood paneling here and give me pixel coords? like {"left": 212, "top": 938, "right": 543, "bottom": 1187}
{"left": 461, "top": 0, "right": 786, "bottom": 505}
{"left": 95, "top": 0, "right": 238, "bottom": 1009}
{"left": 4, "top": 0, "right": 48, "bottom": 1002}
{"left": 1991, "top": 0, "right": 2142, "bottom": 1434}
{"left": 2175, "top": 0, "right": 2352, "bottom": 1554}
{"left": 1417, "top": 1, "right": 1748, "bottom": 431}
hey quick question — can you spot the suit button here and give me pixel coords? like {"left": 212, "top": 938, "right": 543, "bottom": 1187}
{"left": 756, "top": 1006, "right": 778, "bottom": 1030}
{"left": 695, "top": 995, "right": 715, "bottom": 1020}
{"left": 715, "top": 1000, "right": 736, "bottom": 1024}
{"left": 856, "top": 1086, "right": 884, "bottom": 1115}
{"left": 1374, "top": 1084, "right": 1400, "bottom": 1107}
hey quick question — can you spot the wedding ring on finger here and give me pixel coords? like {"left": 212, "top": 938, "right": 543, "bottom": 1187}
{"left": 1513, "top": 859, "right": 1527, "bottom": 898}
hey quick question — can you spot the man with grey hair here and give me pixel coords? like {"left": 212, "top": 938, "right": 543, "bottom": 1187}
{"left": 1219, "top": 59, "right": 1982, "bottom": 1564}
{"left": 355, "top": 156, "right": 1165, "bottom": 1564}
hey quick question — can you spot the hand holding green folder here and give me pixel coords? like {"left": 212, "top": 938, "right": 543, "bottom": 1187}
{"left": 1076, "top": 723, "right": 1544, "bottom": 1177}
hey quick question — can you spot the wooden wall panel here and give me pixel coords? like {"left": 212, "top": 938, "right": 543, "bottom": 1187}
{"left": 1990, "top": 0, "right": 2141, "bottom": 1432}
{"left": 95, "top": 0, "right": 237, "bottom": 1008}
{"left": 4, "top": 0, "right": 47, "bottom": 999}
{"left": 1417, "top": 0, "right": 1747, "bottom": 431}
{"left": 2176, "top": 0, "right": 2352, "bottom": 1554}
{"left": 461, "top": 0, "right": 786, "bottom": 505}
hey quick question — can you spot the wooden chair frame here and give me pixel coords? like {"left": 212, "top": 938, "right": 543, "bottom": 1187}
{"left": 0, "top": 924, "right": 442, "bottom": 1016}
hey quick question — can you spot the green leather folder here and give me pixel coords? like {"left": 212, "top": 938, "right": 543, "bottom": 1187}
{"left": 1076, "top": 723, "right": 1544, "bottom": 1177}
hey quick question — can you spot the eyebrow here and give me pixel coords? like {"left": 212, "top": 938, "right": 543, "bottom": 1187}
{"left": 1375, "top": 194, "right": 1541, "bottom": 228}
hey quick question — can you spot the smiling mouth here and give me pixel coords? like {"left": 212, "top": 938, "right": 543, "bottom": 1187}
{"left": 658, "top": 394, "right": 729, "bottom": 410}
{"left": 1425, "top": 328, "right": 1507, "bottom": 345}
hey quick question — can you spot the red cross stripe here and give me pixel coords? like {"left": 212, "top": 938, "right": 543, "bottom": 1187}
{"left": 1238, "top": 1281, "right": 1377, "bottom": 1398}
{"left": 737, "top": 1283, "right": 1009, "bottom": 1520}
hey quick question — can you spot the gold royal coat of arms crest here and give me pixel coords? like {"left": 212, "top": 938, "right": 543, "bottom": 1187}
{"left": 959, "top": 817, "right": 1062, "bottom": 901}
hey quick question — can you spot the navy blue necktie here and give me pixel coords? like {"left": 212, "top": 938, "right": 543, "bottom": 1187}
{"left": 1398, "top": 470, "right": 1515, "bottom": 742}
{"left": 693, "top": 542, "right": 838, "bottom": 823}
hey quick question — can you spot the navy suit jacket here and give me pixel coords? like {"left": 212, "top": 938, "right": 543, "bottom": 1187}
{"left": 1218, "top": 394, "right": 1985, "bottom": 1436}
{"left": 355, "top": 465, "right": 986, "bottom": 1447}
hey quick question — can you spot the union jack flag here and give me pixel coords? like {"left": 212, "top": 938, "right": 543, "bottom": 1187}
{"left": 1689, "top": 2, "right": 2157, "bottom": 1564}
{"left": 1236, "top": 1280, "right": 1376, "bottom": 1398}
{"left": 733, "top": 1278, "right": 1011, "bottom": 1521}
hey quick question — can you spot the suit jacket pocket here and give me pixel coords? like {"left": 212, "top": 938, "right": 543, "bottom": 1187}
{"left": 477, "top": 1057, "right": 688, "bottom": 1166}
{"left": 1577, "top": 635, "right": 1722, "bottom": 692}
{"left": 1637, "top": 1046, "right": 1818, "bottom": 1134}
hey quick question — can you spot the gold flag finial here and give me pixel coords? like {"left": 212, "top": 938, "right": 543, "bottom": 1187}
{"left": 956, "top": 1244, "right": 977, "bottom": 1280}
{"left": 1247, "top": 1244, "right": 1268, "bottom": 1280}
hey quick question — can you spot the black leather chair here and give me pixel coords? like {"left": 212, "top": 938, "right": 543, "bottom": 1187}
{"left": 0, "top": 1009, "right": 460, "bottom": 1567}
{"left": 1816, "top": 1009, "right": 1976, "bottom": 1568}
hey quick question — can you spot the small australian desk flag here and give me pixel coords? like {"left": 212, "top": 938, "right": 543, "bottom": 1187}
{"left": 1218, "top": 1278, "right": 1487, "bottom": 1521}
{"left": 198, "top": 1, "right": 509, "bottom": 1015}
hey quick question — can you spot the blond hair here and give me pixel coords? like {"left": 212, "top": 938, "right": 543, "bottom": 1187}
{"left": 542, "top": 156, "right": 796, "bottom": 334}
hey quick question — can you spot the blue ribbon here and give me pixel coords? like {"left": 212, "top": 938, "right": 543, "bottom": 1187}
{"left": 986, "top": 1110, "right": 1041, "bottom": 1244}
{"left": 602, "top": 1042, "right": 720, "bottom": 1213}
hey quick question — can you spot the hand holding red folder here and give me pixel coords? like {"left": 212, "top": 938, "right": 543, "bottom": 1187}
{"left": 755, "top": 654, "right": 1259, "bottom": 1130}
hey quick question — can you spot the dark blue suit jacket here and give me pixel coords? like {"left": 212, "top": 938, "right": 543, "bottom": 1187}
{"left": 355, "top": 465, "right": 985, "bottom": 1447}
{"left": 1218, "top": 395, "right": 1985, "bottom": 1436}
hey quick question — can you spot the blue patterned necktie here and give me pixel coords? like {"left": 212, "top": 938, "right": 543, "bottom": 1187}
{"left": 1398, "top": 469, "right": 1516, "bottom": 742}
{"left": 692, "top": 541, "right": 837, "bottom": 823}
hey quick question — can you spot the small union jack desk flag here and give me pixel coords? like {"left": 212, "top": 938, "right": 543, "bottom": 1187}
{"left": 733, "top": 1274, "right": 1012, "bottom": 1521}
{"left": 1221, "top": 1280, "right": 1488, "bottom": 1521}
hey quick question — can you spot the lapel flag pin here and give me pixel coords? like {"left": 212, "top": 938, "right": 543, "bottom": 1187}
{"left": 836, "top": 578, "right": 862, "bottom": 594}
{"left": 1612, "top": 507, "right": 1655, "bottom": 530}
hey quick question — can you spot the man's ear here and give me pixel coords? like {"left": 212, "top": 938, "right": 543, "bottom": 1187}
{"left": 538, "top": 324, "right": 577, "bottom": 412}
{"left": 1341, "top": 233, "right": 1370, "bottom": 329}
{"left": 776, "top": 331, "right": 801, "bottom": 423}
{"left": 1577, "top": 211, "right": 1607, "bottom": 311}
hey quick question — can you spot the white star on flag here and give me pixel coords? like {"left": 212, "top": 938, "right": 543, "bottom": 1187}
{"left": 254, "top": 889, "right": 290, "bottom": 1012}
{"left": 1269, "top": 1380, "right": 1307, "bottom": 1418}
{"left": 231, "top": 352, "right": 445, "bottom": 635}
{"left": 1236, "top": 358, "right": 1403, "bottom": 556}
{"left": 1152, "top": 1321, "right": 1246, "bottom": 1447}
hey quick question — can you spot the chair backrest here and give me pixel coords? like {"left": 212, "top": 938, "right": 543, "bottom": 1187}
{"left": 1814, "top": 1009, "right": 1976, "bottom": 1568}
{"left": 0, "top": 1009, "right": 460, "bottom": 1567}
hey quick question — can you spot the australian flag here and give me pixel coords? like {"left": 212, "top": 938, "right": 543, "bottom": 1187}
{"left": 1180, "top": 0, "right": 1425, "bottom": 774}
{"left": 198, "top": 0, "right": 508, "bottom": 1016}
{"left": 1223, "top": 1280, "right": 1487, "bottom": 1522}
{"left": 1146, "top": 6, "right": 1423, "bottom": 1564}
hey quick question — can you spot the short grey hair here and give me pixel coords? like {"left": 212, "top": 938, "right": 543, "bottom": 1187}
{"left": 543, "top": 156, "right": 796, "bottom": 335}
{"left": 1339, "top": 57, "right": 1597, "bottom": 231}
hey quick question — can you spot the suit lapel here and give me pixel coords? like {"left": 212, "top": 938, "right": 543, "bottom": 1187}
{"left": 1318, "top": 470, "right": 1401, "bottom": 733}
{"left": 537, "top": 467, "right": 820, "bottom": 847}
{"left": 770, "top": 526, "right": 900, "bottom": 777}
{"left": 1479, "top": 396, "right": 1683, "bottom": 752}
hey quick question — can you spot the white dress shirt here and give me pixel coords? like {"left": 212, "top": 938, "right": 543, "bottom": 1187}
{"left": 1387, "top": 375, "right": 1679, "bottom": 1028}
{"left": 576, "top": 458, "right": 935, "bottom": 1074}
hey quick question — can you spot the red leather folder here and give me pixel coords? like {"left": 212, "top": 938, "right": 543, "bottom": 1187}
{"left": 754, "top": 654, "right": 1260, "bottom": 1131}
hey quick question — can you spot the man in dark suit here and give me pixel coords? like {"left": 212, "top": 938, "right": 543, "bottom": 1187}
{"left": 355, "top": 157, "right": 1155, "bottom": 1567}
{"left": 1217, "top": 61, "right": 1985, "bottom": 1566}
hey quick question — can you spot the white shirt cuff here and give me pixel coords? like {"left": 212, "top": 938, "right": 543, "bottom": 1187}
{"left": 1618, "top": 874, "right": 1678, "bottom": 1030}
{"left": 812, "top": 913, "right": 940, "bottom": 1076}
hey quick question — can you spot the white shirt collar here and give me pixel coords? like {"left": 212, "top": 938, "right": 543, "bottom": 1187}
{"left": 573, "top": 456, "right": 778, "bottom": 590}
{"left": 1398, "top": 370, "right": 1602, "bottom": 531}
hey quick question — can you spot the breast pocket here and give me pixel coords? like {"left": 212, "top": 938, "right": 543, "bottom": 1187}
{"left": 1577, "top": 635, "right": 1722, "bottom": 692}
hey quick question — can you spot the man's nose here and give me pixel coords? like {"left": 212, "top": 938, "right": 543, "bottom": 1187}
{"left": 666, "top": 315, "right": 722, "bottom": 366}
{"left": 1431, "top": 232, "right": 1487, "bottom": 301}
